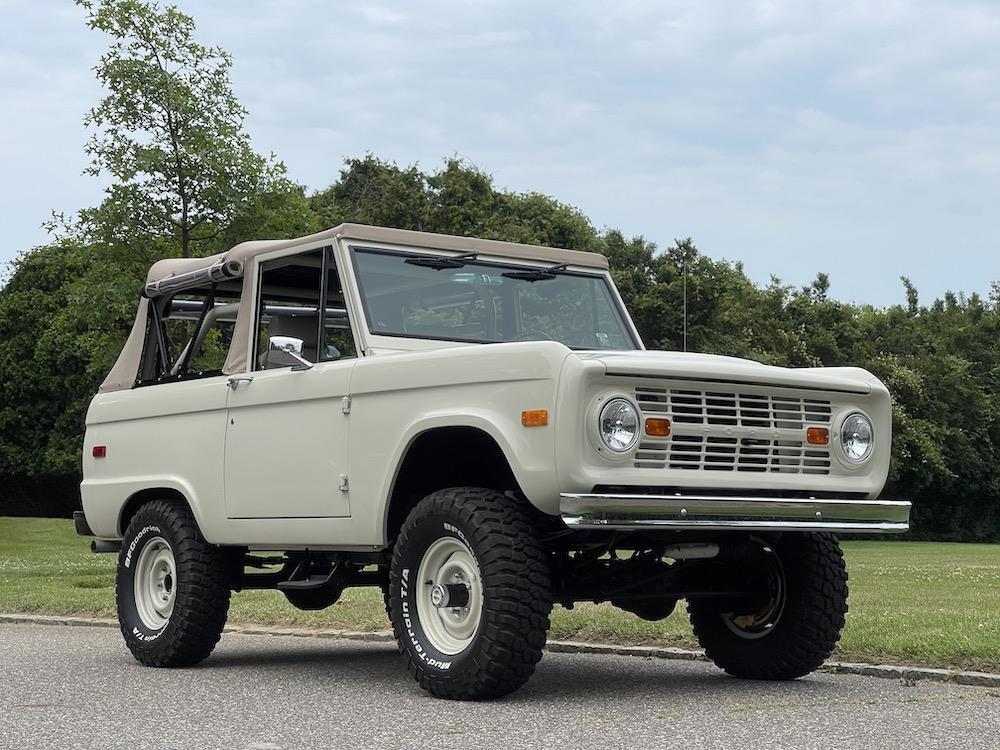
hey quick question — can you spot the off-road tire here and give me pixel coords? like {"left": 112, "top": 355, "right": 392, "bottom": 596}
{"left": 117, "top": 499, "right": 231, "bottom": 667}
{"left": 381, "top": 584, "right": 391, "bottom": 620}
{"left": 388, "top": 487, "right": 553, "bottom": 700}
{"left": 687, "top": 532, "right": 847, "bottom": 680}
{"left": 283, "top": 587, "right": 343, "bottom": 611}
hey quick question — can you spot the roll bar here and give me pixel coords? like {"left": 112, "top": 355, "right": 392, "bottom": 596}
{"left": 167, "top": 299, "right": 349, "bottom": 322}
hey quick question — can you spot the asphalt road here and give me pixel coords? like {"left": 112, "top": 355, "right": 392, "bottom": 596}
{"left": 2, "top": 623, "right": 999, "bottom": 750}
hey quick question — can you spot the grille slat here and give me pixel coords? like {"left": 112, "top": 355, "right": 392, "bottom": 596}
{"left": 633, "top": 386, "right": 833, "bottom": 430}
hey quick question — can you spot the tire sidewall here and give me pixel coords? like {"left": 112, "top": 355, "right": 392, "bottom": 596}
{"left": 117, "top": 518, "right": 177, "bottom": 647}
{"left": 391, "top": 512, "right": 486, "bottom": 678}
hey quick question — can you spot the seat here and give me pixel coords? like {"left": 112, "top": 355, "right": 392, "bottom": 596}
{"left": 265, "top": 314, "right": 320, "bottom": 365}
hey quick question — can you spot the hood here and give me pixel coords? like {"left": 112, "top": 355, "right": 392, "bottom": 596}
{"left": 574, "top": 350, "right": 875, "bottom": 395}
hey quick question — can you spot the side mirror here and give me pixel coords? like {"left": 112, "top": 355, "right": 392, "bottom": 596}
{"left": 288, "top": 351, "right": 314, "bottom": 371}
{"left": 261, "top": 347, "right": 313, "bottom": 371}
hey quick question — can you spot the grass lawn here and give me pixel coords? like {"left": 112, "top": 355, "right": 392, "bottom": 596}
{"left": 2, "top": 517, "right": 999, "bottom": 672}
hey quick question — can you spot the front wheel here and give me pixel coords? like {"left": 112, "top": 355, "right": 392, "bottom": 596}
{"left": 687, "top": 533, "right": 848, "bottom": 680}
{"left": 388, "top": 488, "right": 553, "bottom": 700}
{"left": 116, "top": 500, "right": 232, "bottom": 667}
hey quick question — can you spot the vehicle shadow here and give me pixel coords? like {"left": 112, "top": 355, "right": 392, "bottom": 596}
{"left": 195, "top": 638, "right": 843, "bottom": 704}
{"left": 199, "top": 639, "right": 400, "bottom": 671}
{"left": 520, "top": 653, "right": 842, "bottom": 703}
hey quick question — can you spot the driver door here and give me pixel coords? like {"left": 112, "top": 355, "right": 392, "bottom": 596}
{"left": 223, "top": 246, "right": 358, "bottom": 519}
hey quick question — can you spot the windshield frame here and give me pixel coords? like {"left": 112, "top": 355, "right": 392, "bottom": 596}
{"left": 347, "top": 244, "right": 642, "bottom": 351}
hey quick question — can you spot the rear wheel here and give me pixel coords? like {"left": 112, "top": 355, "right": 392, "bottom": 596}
{"left": 388, "top": 487, "right": 553, "bottom": 700}
{"left": 116, "top": 500, "right": 231, "bottom": 667}
{"left": 687, "top": 533, "right": 847, "bottom": 680}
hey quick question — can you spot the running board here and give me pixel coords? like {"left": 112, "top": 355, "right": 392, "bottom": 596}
{"left": 276, "top": 564, "right": 339, "bottom": 591}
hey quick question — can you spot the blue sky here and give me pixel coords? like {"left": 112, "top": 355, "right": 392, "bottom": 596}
{"left": 2, "top": 0, "right": 998, "bottom": 306}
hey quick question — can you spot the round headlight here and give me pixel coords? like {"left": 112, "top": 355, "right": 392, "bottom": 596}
{"left": 841, "top": 413, "right": 873, "bottom": 462}
{"left": 598, "top": 399, "right": 640, "bottom": 452}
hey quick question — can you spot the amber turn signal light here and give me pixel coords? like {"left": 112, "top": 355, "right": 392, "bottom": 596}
{"left": 644, "top": 418, "right": 671, "bottom": 437}
{"left": 806, "top": 427, "right": 830, "bottom": 446}
{"left": 521, "top": 409, "right": 549, "bottom": 427}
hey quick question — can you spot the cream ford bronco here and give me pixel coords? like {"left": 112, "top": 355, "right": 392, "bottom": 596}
{"left": 77, "top": 224, "right": 911, "bottom": 700}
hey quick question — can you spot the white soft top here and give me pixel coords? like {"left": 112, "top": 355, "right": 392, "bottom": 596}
{"left": 100, "top": 223, "right": 610, "bottom": 392}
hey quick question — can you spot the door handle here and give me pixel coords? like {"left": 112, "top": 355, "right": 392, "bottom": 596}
{"left": 227, "top": 375, "right": 254, "bottom": 391}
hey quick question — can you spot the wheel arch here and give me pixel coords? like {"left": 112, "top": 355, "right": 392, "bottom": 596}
{"left": 118, "top": 485, "right": 197, "bottom": 536}
{"left": 384, "top": 425, "right": 524, "bottom": 545}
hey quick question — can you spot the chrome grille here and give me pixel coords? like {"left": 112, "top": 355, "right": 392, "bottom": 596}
{"left": 634, "top": 385, "right": 833, "bottom": 474}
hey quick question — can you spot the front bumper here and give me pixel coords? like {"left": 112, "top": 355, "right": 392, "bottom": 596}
{"left": 560, "top": 492, "right": 911, "bottom": 533}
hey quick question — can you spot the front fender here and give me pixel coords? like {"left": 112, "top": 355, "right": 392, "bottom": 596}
{"left": 344, "top": 342, "right": 572, "bottom": 545}
{"left": 385, "top": 410, "right": 560, "bottom": 512}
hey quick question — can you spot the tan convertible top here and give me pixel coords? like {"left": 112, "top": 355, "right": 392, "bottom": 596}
{"left": 100, "top": 224, "right": 610, "bottom": 392}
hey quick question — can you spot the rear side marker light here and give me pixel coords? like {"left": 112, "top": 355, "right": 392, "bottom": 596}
{"left": 644, "top": 418, "right": 671, "bottom": 437}
{"left": 92, "top": 446, "right": 107, "bottom": 458}
{"left": 521, "top": 409, "right": 549, "bottom": 427}
{"left": 806, "top": 427, "right": 830, "bottom": 446}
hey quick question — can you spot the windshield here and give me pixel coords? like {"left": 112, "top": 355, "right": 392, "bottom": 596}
{"left": 351, "top": 247, "right": 638, "bottom": 350}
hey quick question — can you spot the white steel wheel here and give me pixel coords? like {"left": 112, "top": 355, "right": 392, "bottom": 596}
{"left": 415, "top": 536, "right": 484, "bottom": 655}
{"left": 133, "top": 536, "right": 176, "bottom": 631}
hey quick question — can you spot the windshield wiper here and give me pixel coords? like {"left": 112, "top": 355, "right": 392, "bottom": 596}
{"left": 404, "top": 251, "right": 478, "bottom": 270}
{"left": 501, "top": 263, "right": 569, "bottom": 282}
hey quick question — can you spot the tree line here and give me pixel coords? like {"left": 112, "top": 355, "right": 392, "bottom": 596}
{"left": 1, "top": 0, "right": 997, "bottom": 539}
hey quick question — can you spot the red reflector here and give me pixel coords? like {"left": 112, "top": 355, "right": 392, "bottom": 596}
{"left": 92, "top": 446, "right": 107, "bottom": 458}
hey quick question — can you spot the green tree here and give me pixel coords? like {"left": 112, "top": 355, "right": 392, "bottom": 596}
{"left": 311, "top": 155, "right": 429, "bottom": 231}
{"left": 0, "top": 243, "right": 91, "bottom": 474}
{"left": 75, "top": 0, "right": 291, "bottom": 260}
{"left": 311, "top": 155, "right": 604, "bottom": 251}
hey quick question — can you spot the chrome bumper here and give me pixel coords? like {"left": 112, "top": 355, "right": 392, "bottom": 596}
{"left": 560, "top": 492, "right": 911, "bottom": 533}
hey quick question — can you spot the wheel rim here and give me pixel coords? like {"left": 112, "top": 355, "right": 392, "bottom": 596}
{"left": 415, "top": 536, "right": 483, "bottom": 655}
{"left": 133, "top": 537, "right": 176, "bottom": 631}
{"left": 721, "top": 543, "right": 786, "bottom": 640}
